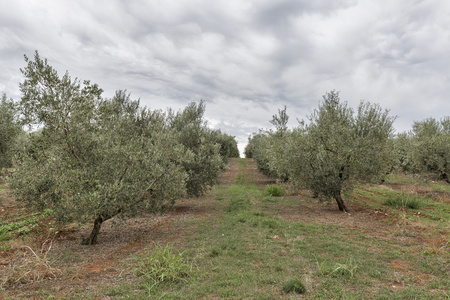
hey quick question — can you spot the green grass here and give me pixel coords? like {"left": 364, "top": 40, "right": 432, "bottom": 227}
{"left": 355, "top": 186, "right": 450, "bottom": 224}
{"left": 225, "top": 183, "right": 263, "bottom": 198}
{"left": 111, "top": 168, "right": 449, "bottom": 299}
{"left": 388, "top": 174, "right": 450, "bottom": 192}
{"left": 314, "top": 256, "right": 359, "bottom": 278}
{"left": 238, "top": 158, "right": 247, "bottom": 168}
{"left": 234, "top": 173, "right": 248, "bottom": 184}
{"left": 3, "top": 165, "right": 449, "bottom": 299}
{"left": 266, "top": 184, "right": 286, "bottom": 196}
{"left": 382, "top": 195, "right": 422, "bottom": 209}
{"left": 281, "top": 279, "right": 306, "bottom": 294}
{"left": 128, "top": 243, "right": 194, "bottom": 295}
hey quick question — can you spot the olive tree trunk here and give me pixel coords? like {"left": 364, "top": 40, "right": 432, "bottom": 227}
{"left": 333, "top": 191, "right": 348, "bottom": 212}
{"left": 81, "top": 213, "right": 115, "bottom": 245}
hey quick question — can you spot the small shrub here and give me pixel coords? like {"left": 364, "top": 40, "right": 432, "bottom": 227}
{"left": 383, "top": 195, "right": 421, "bottom": 209}
{"left": 266, "top": 184, "right": 285, "bottom": 197}
{"left": 281, "top": 279, "right": 306, "bottom": 294}
{"left": 129, "top": 243, "right": 193, "bottom": 291}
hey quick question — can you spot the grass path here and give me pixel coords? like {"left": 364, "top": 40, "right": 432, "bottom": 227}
{"left": 118, "top": 158, "right": 449, "bottom": 299}
{"left": 1, "top": 158, "right": 449, "bottom": 299}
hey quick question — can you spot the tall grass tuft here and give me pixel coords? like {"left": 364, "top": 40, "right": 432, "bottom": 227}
{"left": 129, "top": 243, "right": 193, "bottom": 292}
{"left": 315, "top": 256, "right": 358, "bottom": 278}
{"left": 281, "top": 279, "right": 306, "bottom": 294}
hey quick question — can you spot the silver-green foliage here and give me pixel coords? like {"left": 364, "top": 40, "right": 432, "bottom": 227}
{"left": 253, "top": 91, "right": 396, "bottom": 212}
{"left": 392, "top": 132, "right": 416, "bottom": 173}
{"left": 168, "top": 101, "right": 225, "bottom": 197}
{"left": 0, "top": 93, "right": 22, "bottom": 168}
{"left": 411, "top": 117, "right": 450, "bottom": 183}
{"left": 246, "top": 132, "right": 279, "bottom": 178}
{"left": 10, "top": 51, "right": 191, "bottom": 245}
{"left": 213, "top": 130, "right": 240, "bottom": 159}
{"left": 245, "top": 107, "right": 290, "bottom": 180}
{"left": 295, "top": 91, "right": 394, "bottom": 211}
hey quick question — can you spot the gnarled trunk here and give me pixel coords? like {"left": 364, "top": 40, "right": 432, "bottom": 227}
{"left": 333, "top": 191, "right": 348, "bottom": 212}
{"left": 81, "top": 216, "right": 104, "bottom": 245}
{"left": 81, "top": 212, "right": 117, "bottom": 245}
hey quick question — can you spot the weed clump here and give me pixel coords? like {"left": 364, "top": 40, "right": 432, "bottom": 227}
{"left": 209, "top": 248, "right": 220, "bottom": 257}
{"left": 129, "top": 243, "right": 193, "bottom": 291}
{"left": 266, "top": 184, "right": 285, "bottom": 197}
{"left": 281, "top": 279, "right": 306, "bottom": 294}
{"left": 315, "top": 256, "right": 358, "bottom": 278}
{"left": 383, "top": 195, "right": 421, "bottom": 209}
{"left": 0, "top": 209, "right": 53, "bottom": 243}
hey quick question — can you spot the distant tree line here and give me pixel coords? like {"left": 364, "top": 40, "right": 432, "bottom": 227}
{"left": 246, "top": 91, "right": 449, "bottom": 212}
{"left": 0, "top": 51, "right": 239, "bottom": 245}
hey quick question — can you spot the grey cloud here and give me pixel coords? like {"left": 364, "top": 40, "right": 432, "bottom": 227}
{"left": 256, "top": 0, "right": 356, "bottom": 29}
{"left": 1, "top": 0, "right": 450, "bottom": 155}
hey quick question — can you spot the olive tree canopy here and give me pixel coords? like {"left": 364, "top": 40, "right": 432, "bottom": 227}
{"left": 0, "top": 93, "right": 22, "bottom": 169}
{"left": 10, "top": 51, "right": 191, "bottom": 245}
{"left": 168, "top": 101, "right": 225, "bottom": 197}
{"left": 258, "top": 91, "right": 396, "bottom": 212}
{"left": 412, "top": 117, "right": 450, "bottom": 183}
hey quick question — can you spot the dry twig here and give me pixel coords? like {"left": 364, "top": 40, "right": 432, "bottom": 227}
{"left": 0, "top": 238, "right": 61, "bottom": 288}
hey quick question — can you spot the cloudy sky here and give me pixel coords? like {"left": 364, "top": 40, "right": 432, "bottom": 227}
{"left": 1, "top": 0, "right": 449, "bottom": 155}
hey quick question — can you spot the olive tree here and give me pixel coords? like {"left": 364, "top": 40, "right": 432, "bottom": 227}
{"left": 212, "top": 130, "right": 240, "bottom": 159}
{"left": 411, "top": 117, "right": 450, "bottom": 183}
{"left": 265, "top": 106, "right": 291, "bottom": 181}
{"left": 245, "top": 132, "right": 277, "bottom": 177}
{"left": 392, "top": 132, "right": 416, "bottom": 173}
{"left": 0, "top": 93, "right": 22, "bottom": 169}
{"left": 286, "top": 91, "right": 396, "bottom": 211}
{"left": 10, "top": 51, "right": 191, "bottom": 245}
{"left": 168, "top": 101, "right": 224, "bottom": 197}
{"left": 244, "top": 136, "right": 256, "bottom": 158}
{"left": 245, "top": 108, "right": 289, "bottom": 177}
